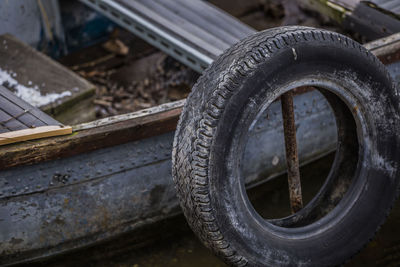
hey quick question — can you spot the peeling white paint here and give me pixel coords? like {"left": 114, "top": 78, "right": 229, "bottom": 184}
{"left": 0, "top": 68, "right": 72, "bottom": 107}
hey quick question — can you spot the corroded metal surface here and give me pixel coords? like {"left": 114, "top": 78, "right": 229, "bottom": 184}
{"left": 281, "top": 91, "right": 303, "bottom": 213}
{"left": 243, "top": 90, "right": 337, "bottom": 186}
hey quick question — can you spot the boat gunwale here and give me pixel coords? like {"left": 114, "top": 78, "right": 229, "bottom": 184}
{"left": 0, "top": 33, "right": 399, "bottom": 171}
{"left": 73, "top": 99, "right": 185, "bottom": 131}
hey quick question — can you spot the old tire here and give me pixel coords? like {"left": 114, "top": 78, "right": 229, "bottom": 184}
{"left": 172, "top": 26, "right": 400, "bottom": 266}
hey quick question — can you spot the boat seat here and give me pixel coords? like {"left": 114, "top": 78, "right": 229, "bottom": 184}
{"left": 0, "top": 85, "right": 71, "bottom": 145}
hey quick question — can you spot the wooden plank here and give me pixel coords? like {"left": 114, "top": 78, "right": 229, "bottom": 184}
{"left": 0, "top": 109, "right": 26, "bottom": 133}
{"left": 0, "top": 125, "right": 72, "bottom": 146}
{"left": 74, "top": 99, "right": 185, "bottom": 131}
{"left": 302, "top": 0, "right": 400, "bottom": 40}
{"left": 0, "top": 84, "right": 61, "bottom": 126}
{"left": 0, "top": 85, "right": 62, "bottom": 133}
{"left": 0, "top": 34, "right": 398, "bottom": 170}
{"left": 0, "top": 104, "right": 181, "bottom": 170}
{"left": 0, "top": 82, "right": 70, "bottom": 144}
{"left": 365, "top": 32, "right": 400, "bottom": 64}
{"left": 348, "top": 3, "right": 400, "bottom": 39}
{"left": 0, "top": 34, "right": 95, "bottom": 117}
{"left": 334, "top": 0, "right": 359, "bottom": 9}
{"left": 0, "top": 94, "right": 47, "bottom": 128}
{"left": 0, "top": 84, "right": 64, "bottom": 133}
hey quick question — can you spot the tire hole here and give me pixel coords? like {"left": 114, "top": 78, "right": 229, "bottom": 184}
{"left": 241, "top": 85, "right": 358, "bottom": 227}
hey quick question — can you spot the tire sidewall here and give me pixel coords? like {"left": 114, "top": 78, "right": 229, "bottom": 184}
{"left": 208, "top": 41, "right": 400, "bottom": 266}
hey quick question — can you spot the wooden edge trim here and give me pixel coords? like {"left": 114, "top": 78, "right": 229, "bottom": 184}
{"left": 0, "top": 126, "right": 72, "bottom": 146}
{"left": 0, "top": 107, "right": 181, "bottom": 170}
{"left": 73, "top": 99, "right": 185, "bottom": 131}
{"left": 0, "top": 33, "right": 399, "bottom": 170}
{"left": 366, "top": 32, "right": 400, "bottom": 64}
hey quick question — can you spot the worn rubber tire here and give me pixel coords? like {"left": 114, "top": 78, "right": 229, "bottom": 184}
{"left": 172, "top": 26, "right": 400, "bottom": 266}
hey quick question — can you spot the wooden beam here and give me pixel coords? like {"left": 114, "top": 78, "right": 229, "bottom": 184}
{"left": 0, "top": 35, "right": 398, "bottom": 170}
{"left": 0, "top": 125, "right": 72, "bottom": 146}
{"left": 365, "top": 32, "right": 400, "bottom": 64}
{"left": 301, "top": 0, "right": 400, "bottom": 40}
{"left": 0, "top": 100, "right": 183, "bottom": 170}
{"left": 0, "top": 34, "right": 96, "bottom": 120}
{"left": 300, "top": 0, "right": 352, "bottom": 23}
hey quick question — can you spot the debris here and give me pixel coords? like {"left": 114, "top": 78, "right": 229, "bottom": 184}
{"left": 77, "top": 52, "right": 198, "bottom": 118}
{"left": 62, "top": 2, "right": 349, "bottom": 120}
{"left": 102, "top": 39, "right": 130, "bottom": 56}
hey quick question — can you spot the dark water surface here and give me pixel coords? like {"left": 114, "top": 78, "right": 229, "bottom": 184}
{"left": 30, "top": 154, "right": 400, "bottom": 267}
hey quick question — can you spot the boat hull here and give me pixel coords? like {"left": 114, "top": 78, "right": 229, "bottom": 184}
{"left": 0, "top": 90, "right": 337, "bottom": 265}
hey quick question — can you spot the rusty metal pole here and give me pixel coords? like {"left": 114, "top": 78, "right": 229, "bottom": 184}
{"left": 281, "top": 91, "right": 303, "bottom": 213}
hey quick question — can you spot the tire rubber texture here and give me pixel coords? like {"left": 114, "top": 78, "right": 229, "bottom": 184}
{"left": 172, "top": 26, "right": 400, "bottom": 266}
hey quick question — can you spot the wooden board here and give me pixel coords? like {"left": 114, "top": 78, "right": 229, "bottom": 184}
{"left": 302, "top": 0, "right": 400, "bottom": 40}
{"left": 0, "top": 100, "right": 182, "bottom": 169}
{"left": 364, "top": 32, "right": 400, "bottom": 64}
{"left": 0, "top": 85, "right": 62, "bottom": 133}
{"left": 0, "top": 84, "right": 73, "bottom": 146}
{"left": 0, "top": 125, "right": 72, "bottom": 146}
{"left": 0, "top": 34, "right": 95, "bottom": 117}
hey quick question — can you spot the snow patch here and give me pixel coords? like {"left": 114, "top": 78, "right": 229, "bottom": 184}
{"left": 0, "top": 68, "right": 72, "bottom": 107}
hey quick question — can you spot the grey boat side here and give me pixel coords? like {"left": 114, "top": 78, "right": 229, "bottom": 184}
{"left": 1, "top": 34, "right": 399, "bottom": 265}
{"left": 0, "top": 90, "right": 337, "bottom": 265}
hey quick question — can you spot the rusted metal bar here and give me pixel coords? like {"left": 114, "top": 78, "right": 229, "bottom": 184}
{"left": 281, "top": 91, "right": 303, "bottom": 213}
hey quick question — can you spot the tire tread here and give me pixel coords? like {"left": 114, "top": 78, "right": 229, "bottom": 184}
{"left": 172, "top": 26, "right": 394, "bottom": 266}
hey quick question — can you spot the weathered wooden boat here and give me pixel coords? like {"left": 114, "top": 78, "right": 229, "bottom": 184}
{"left": 0, "top": 34, "right": 399, "bottom": 265}
{"left": 1, "top": 0, "right": 400, "bottom": 265}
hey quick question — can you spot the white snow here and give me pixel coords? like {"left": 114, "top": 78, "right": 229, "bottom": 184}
{"left": 0, "top": 68, "right": 72, "bottom": 107}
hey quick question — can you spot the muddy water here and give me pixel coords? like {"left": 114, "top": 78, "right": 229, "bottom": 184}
{"left": 31, "top": 154, "right": 400, "bottom": 267}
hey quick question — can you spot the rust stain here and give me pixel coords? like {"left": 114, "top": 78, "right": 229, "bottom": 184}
{"left": 281, "top": 91, "right": 303, "bottom": 213}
